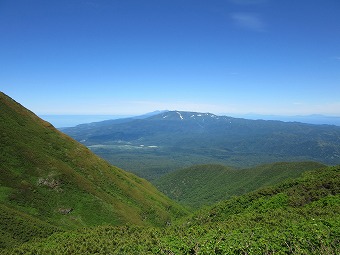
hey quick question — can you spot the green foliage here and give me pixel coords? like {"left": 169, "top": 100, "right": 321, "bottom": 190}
{"left": 2, "top": 166, "right": 339, "bottom": 254}
{"left": 1, "top": 93, "right": 339, "bottom": 253}
{"left": 0, "top": 92, "right": 187, "bottom": 247}
{"left": 155, "top": 161, "right": 326, "bottom": 208}
{"left": 0, "top": 203, "right": 61, "bottom": 249}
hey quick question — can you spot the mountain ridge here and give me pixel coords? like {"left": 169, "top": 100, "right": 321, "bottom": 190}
{"left": 229, "top": 113, "right": 340, "bottom": 126}
{"left": 3, "top": 164, "right": 339, "bottom": 254}
{"left": 155, "top": 161, "right": 327, "bottom": 208}
{"left": 62, "top": 110, "right": 340, "bottom": 179}
{"left": 0, "top": 92, "right": 187, "bottom": 248}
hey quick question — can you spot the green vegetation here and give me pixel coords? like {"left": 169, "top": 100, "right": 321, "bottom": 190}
{"left": 155, "top": 161, "right": 326, "bottom": 208}
{"left": 0, "top": 203, "right": 61, "bottom": 249}
{"left": 0, "top": 92, "right": 187, "bottom": 248}
{"left": 62, "top": 111, "right": 340, "bottom": 180}
{"left": 2, "top": 165, "right": 339, "bottom": 254}
{"left": 1, "top": 93, "right": 339, "bottom": 254}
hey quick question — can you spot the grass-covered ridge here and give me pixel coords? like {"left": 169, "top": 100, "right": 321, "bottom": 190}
{"left": 0, "top": 92, "right": 187, "bottom": 248}
{"left": 155, "top": 161, "right": 326, "bottom": 208}
{"left": 3, "top": 165, "right": 339, "bottom": 254}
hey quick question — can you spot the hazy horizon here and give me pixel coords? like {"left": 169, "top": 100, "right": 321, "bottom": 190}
{"left": 40, "top": 111, "right": 340, "bottom": 128}
{"left": 1, "top": 0, "right": 340, "bottom": 116}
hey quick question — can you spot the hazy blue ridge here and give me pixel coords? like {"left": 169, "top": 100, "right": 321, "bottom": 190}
{"left": 60, "top": 111, "right": 340, "bottom": 180}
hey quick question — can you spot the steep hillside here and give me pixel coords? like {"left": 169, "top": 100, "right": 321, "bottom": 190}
{"left": 0, "top": 92, "right": 186, "bottom": 248}
{"left": 62, "top": 110, "right": 340, "bottom": 180}
{"left": 155, "top": 162, "right": 326, "bottom": 208}
{"left": 3, "top": 165, "right": 339, "bottom": 254}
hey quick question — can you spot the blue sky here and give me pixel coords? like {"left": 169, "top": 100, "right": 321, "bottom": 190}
{"left": 1, "top": 0, "right": 340, "bottom": 116}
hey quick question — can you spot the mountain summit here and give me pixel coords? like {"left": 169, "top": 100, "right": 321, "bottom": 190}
{"left": 149, "top": 111, "right": 220, "bottom": 121}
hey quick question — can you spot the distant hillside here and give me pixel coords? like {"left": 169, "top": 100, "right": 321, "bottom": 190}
{"left": 0, "top": 93, "right": 186, "bottom": 248}
{"left": 155, "top": 162, "right": 326, "bottom": 208}
{"left": 230, "top": 113, "right": 340, "bottom": 126}
{"left": 62, "top": 110, "right": 340, "bottom": 180}
{"left": 3, "top": 165, "right": 339, "bottom": 254}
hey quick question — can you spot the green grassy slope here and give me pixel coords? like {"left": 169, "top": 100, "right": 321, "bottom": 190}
{"left": 3, "top": 165, "right": 339, "bottom": 254}
{"left": 0, "top": 92, "right": 187, "bottom": 247}
{"left": 155, "top": 161, "right": 326, "bottom": 208}
{"left": 0, "top": 203, "right": 61, "bottom": 249}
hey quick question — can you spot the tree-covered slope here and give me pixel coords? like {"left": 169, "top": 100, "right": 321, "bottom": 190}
{"left": 3, "top": 165, "right": 339, "bottom": 254}
{"left": 0, "top": 92, "right": 187, "bottom": 248}
{"left": 62, "top": 110, "right": 340, "bottom": 180}
{"left": 155, "top": 161, "right": 326, "bottom": 208}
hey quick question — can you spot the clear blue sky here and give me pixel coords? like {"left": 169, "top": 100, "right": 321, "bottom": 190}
{"left": 1, "top": 0, "right": 340, "bottom": 115}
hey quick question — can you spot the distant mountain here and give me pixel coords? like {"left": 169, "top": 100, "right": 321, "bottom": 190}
{"left": 0, "top": 93, "right": 186, "bottom": 248}
{"left": 58, "top": 110, "right": 168, "bottom": 131}
{"left": 230, "top": 113, "right": 340, "bottom": 126}
{"left": 155, "top": 162, "right": 326, "bottom": 208}
{"left": 61, "top": 110, "right": 340, "bottom": 180}
{"left": 43, "top": 110, "right": 168, "bottom": 128}
{"left": 135, "top": 110, "right": 169, "bottom": 119}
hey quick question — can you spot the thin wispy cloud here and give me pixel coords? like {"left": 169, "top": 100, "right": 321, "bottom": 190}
{"left": 231, "top": 12, "right": 265, "bottom": 32}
